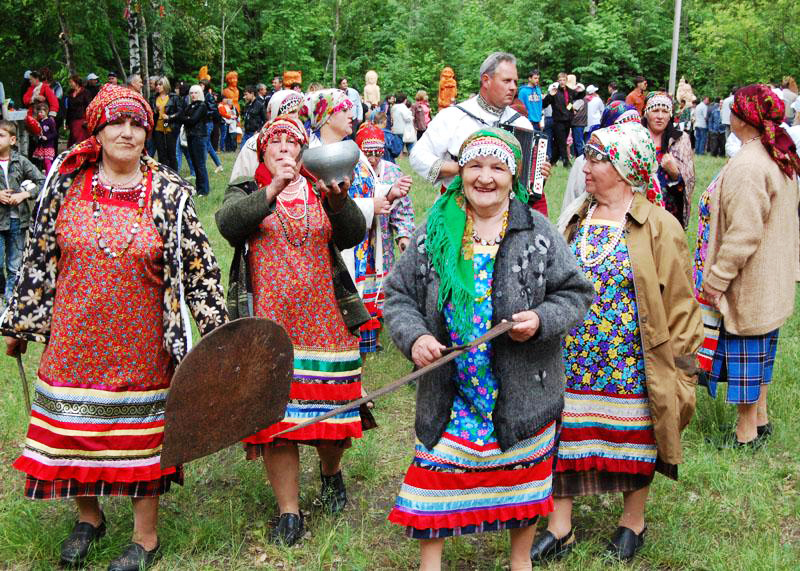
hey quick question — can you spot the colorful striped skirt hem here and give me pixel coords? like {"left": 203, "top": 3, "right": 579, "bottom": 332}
{"left": 13, "top": 376, "right": 179, "bottom": 493}
{"left": 389, "top": 421, "right": 556, "bottom": 539}
{"left": 244, "top": 347, "right": 364, "bottom": 450}
{"left": 357, "top": 272, "right": 384, "bottom": 353}
{"left": 556, "top": 389, "right": 657, "bottom": 477}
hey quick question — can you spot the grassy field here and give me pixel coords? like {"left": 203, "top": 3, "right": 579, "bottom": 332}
{"left": 0, "top": 150, "right": 798, "bottom": 570}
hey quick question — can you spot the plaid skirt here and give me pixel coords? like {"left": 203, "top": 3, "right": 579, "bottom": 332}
{"left": 709, "top": 326, "right": 779, "bottom": 404}
{"left": 24, "top": 469, "right": 183, "bottom": 500}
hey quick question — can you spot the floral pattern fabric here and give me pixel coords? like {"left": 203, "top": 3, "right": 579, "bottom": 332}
{"left": 377, "top": 160, "right": 415, "bottom": 273}
{"left": 0, "top": 152, "right": 227, "bottom": 362}
{"left": 563, "top": 221, "right": 646, "bottom": 394}
{"left": 443, "top": 243, "right": 500, "bottom": 444}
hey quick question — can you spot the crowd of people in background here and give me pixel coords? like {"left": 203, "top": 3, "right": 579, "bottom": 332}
{"left": 1, "top": 54, "right": 799, "bottom": 571}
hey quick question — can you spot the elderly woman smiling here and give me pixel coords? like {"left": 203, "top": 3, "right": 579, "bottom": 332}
{"left": 384, "top": 128, "right": 593, "bottom": 571}
{"left": 531, "top": 122, "right": 702, "bottom": 563}
{"left": 2, "top": 85, "right": 226, "bottom": 571}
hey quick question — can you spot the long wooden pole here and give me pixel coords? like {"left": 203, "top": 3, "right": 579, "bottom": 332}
{"left": 668, "top": 0, "right": 682, "bottom": 96}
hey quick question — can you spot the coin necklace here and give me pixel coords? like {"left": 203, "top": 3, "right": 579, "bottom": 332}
{"left": 579, "top": 195, "right": 634, "bottom": 267}
{"left": 91, "top": 164, "right": 148, "bottom": 259}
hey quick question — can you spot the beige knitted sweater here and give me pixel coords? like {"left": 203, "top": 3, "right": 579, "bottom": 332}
{"left": 704, "top": 139, "right": 800, "bottom": 335}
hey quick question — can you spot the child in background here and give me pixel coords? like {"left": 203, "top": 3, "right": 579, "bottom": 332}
{"left": 373, "top": 112, "right": 403, "bottom": 164}
{"left": 0, "top": 120, "right": 44, "bottom": 302}
{"left": 32, "top": 103, "right": 57, "bottom": 173}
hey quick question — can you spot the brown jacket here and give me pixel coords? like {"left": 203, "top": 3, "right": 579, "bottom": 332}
{"left": 703, "top": 140, "right": 800, "bottom": 335}
{"left": 565, "top": 193, "right": 703, "bottom": 470}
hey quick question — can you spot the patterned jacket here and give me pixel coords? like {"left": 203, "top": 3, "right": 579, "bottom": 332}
{"left": 0, "top": 153, "right": 227, "bottom": 363}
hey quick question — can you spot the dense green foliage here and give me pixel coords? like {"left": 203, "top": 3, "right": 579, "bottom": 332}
{"left": 1, "top": 0, "right": 799, "bottom": 103}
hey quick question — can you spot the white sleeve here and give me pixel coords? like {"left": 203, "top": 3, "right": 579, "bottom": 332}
{"left": 409, "top": 109, "right": 456, "bottom": 184}
{"left": 353, "top": 197, "right": 375, "bottom": 230}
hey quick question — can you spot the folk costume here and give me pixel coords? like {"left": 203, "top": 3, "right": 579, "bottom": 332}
{"left": 698, "top": 85, "right": 800, "bottom": 404}
{"left": 643, "top": 92, "right": 696, "bottom": 228}
{"left": 215, "top": 116, "right": 372, "bottom": 452}
{"left": 301, "top": 90, "right": 385, "bottom": 353}
{"left": 355, "top": 123, "right": 416, "bottom": 274}
{"left": 559, "top": 122, "right": 702, "bottom": 497}
{"left": 1, "top": 84, "right": 227, "bottom": 501}
{"left": 384, "top": 129, "right": 594, "bottom": 539}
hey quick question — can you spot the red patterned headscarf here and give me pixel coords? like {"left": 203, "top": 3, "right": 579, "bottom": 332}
{"left": 60, "top": 84, "right": 154, "bottom": 174}
{"left": 355, "top": 122, "right": 385, "bottom": 152}
{"left": 254, "top": 115, "right": 309, "bottom": 187}
{"left": 731, "top": 84, "right": 800, "bottom": 178}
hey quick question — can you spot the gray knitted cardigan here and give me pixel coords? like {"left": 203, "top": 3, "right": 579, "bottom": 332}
{"left": 384, "top": 198, "right": 594, "bottom": 451}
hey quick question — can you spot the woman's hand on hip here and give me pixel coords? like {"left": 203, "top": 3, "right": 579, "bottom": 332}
{"left": 508, "top": 311, "right": 541, "bottom": 342}
{"left": 411, "top": 334, "right": 445, "bottom": 367}
{"left": 702, "top": 283, "right": 723, "bottom": 309}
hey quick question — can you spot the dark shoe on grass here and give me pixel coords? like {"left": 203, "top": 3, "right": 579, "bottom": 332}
{"left": 107, "top": 541, "right": 160, "bottom": 571}
{"left": 757, "top": 423, "right": 773, "bottom": 439}
{"left": 318, "top": 470, "right": 347, "bottom": 514}
{"left": 60, "top": 512, "right": 106, "bottom": 567}
{"left": 530, "top": 528, "right": 575, "bottom": 564}
{"left": 607, "top": 526, "right": 646, "bottom": 561}
{"left": 269, "top": 512, "right": 305, "bottom": 546}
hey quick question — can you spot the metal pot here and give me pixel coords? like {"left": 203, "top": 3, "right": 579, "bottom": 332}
{"left": 302, "top": 140, "right": 360, "bottom": 184}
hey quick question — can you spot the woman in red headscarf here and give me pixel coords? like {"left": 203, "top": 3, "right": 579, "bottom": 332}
{"left": 1, "top": 84, "right": 227, "bottom": 571}
{"left": 699, "top": 84, "right": 800, "bottom": 447}
{"left": 215, "top": 116, "right": 373, "bottom": 546}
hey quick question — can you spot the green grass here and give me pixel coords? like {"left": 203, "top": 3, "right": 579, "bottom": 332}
{"left": 0, "top": 151, "right": 798, "bottom": 570}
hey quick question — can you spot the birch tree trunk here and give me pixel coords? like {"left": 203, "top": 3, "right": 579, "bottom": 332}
{"left": 55, "top": 0, "right": 77, "bottom": 75}
{"left": 149, "top": 0, "right": 165, "bottom": 76}
{"left": 139, "top": 3, "right": 151, "bottom": 99}
{"left": 127, "top": 4, "right": 141, "bottom": 77}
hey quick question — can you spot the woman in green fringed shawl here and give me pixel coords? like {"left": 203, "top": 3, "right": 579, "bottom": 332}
{"left": 383, "top": 128, "right": 593, "bottom": 571}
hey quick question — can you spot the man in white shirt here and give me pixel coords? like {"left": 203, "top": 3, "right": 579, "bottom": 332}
{"left": 410, "top": 52, "right": 534, "bottom": 192}
{"left": 694, "top": 96, "right": 709, "bottom": 155}
{"left": 720, "top": 89, "right": 735, "bottom": 138}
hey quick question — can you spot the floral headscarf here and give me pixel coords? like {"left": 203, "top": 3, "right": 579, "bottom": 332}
{"left": 267, "top": 89, "right": 304, "bottom": 122}
{"left": 593, "top": 122, "right": 662, "bottom": 204}
{"left": 60, "top": 84, "right": 154, "bottom": 174}
{"left": 425, "top": 127, "right": 526, "bottom": 340}
{"left": 299, "top": 88, "right": 353, "bottom": 134}
{"left": 732, "top": 84, "right": 800, "bottom": 178}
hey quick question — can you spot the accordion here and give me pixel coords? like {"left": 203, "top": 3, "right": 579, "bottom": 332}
{"left": 499, "top": 123, "right": 548, "bottom": 204}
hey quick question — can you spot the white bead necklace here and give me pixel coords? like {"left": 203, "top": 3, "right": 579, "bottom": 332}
{"left": 579, "top": 195, "right": 635, "bottom": 267}
{"left": 276, "top": 177, "right": 307, "bottom": 221}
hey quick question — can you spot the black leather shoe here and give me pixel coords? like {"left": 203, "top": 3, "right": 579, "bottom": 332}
{"left": 757, "top": 423, "right": 773, "bottom": 439}
{"left": 269, "top": 512, "right": 305, "bottom": 546}
{"left": 530, "top": 528, "right": 575, "bottom": 564}
{"left": 107, "top": 542, "right": 160, "bottom": 571}
{"left": 60, "top": 512, "right": 106, "bottom": 567}
{"left": 318, "top": 469, "right": 347, "bottom": 514}
{"left": 607, "top": 526, "right": 646, "bottom": 561}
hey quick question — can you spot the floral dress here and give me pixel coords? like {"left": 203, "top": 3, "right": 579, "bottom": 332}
{"left": 389, "top": 243, "right": 556, "bottom": 538}
{"left": 556, "top": 220, "right": 657, "bottom": 496}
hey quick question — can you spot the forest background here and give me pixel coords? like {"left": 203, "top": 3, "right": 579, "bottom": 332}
{"left": 2, "top": 0, "right": 799, "bottom": 105}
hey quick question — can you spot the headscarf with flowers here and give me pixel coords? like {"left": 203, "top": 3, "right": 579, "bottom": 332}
{"left": 254, "top": 115, "right": 308, "bottom": 188}
{"left": 731, "top": 84, "right": 800, "bottom": 178}
{"left": 59, "top": 84, "right": 154, "bottom": 175}
{"left": 298, "top": 88, "right": 353, "bottom": 134}
{"left": 586, "top": 101, "right": 641, "bottom": 139}
{"left": 593, "top": 122, "right": 661, "bottom": 203}
{"left": 425, "top": 127, "right": 526, "bottom": 340}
